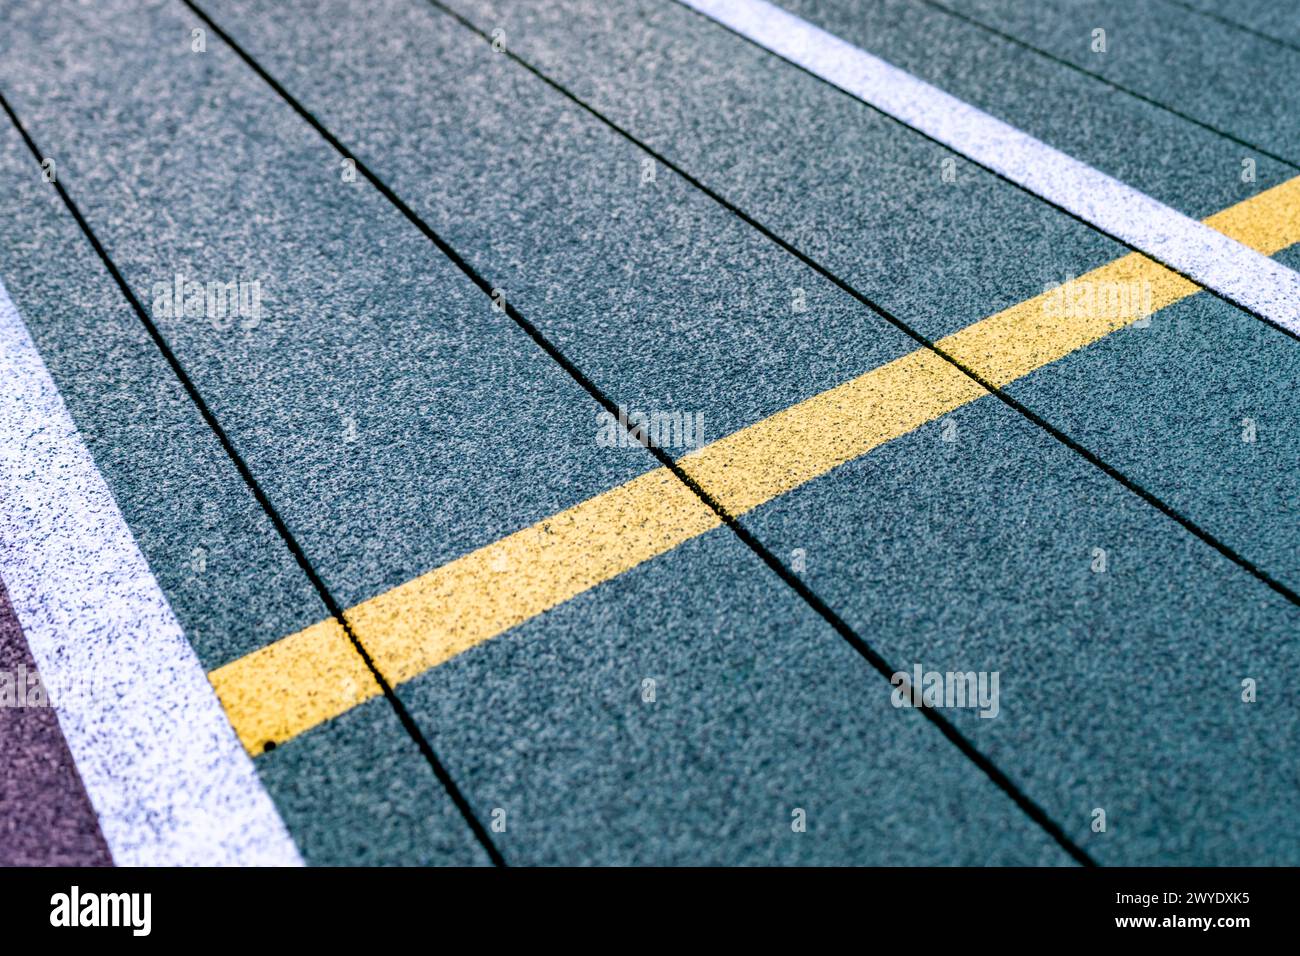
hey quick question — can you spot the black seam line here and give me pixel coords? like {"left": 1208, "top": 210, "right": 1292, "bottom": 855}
{"left": 914, "top": 0, "right": 1300, "bottom": 171}
{"left": 0, "top": 89, "right": 508, "bottom": 870}
{"left": 182, "top": 0, "right": 1097, "bottom": 868}
{"left": 669, "top": 0, "right": 1300, "bottom": 346}
{"left": 1159, "top": 0, "right": 1300, "bottom": 58}
{"left": 422, "top": 0, "right": 1300, "bottom": 613}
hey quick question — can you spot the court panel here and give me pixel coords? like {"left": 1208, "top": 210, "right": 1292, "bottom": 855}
{"left": 1174, "top": 0, "right": 1300, "bottom": 47}
{"left": 0, "top": 0, "right": 652, "bottom": 618}
{"left": 202, "top": 0, "right": 936, "bottom": 442}
{"left": 775, "top": 0, "right": 1294, "bottom": 217}
{"left": 192, "top": 0, "right": 1300, "bottom": 864}
{"left": 938, "top": 0, "right": 1300, "bottom": 164}
{"left": 4, "top": 0, "right": 1296, "bottom": 865}
{"left": 429, "top": 0, "right": 1300, "bottom": 592}
{"left": 207, "top": 0, "right": 1123, "bottom": 353}
{"left": 395, "top": 526, "right": 1074, "bottom": 865}
{"left": 1002, "top": 253, "right": 1300, "bottom": 592}
{"left": 0, "top": 0, "right": 1079, "bottom": 863}
{"left": 0, "top": 119, "right": 319, "bottom": 671}
{"left": 737, "top": 395, "right": 1300, "bottom": 865}
{"left": 257, "top": 697, "right": 491, "bottom": 865}
{"left": 764, "top": 0, "right": 1300, "bottom": 592}
{"left": 0, "top": 0, "right": 556, "bottom": 865}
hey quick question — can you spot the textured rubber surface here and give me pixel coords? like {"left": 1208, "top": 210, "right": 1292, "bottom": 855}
{"left": 0, "top": 6, "right": 486, "bottom": 865}
{"left": 777, "top": 0, "right": 1297, "bottom": 216}
{"left": 437, "top": 0, "right": 1300, "bottom": 592}
{"left": 679, "top": 0, "right": 1300, "bottom": 335}
{"left": 939, "top": 0, "right": 1300, "bottom": 163}
{"left": 1, "top": 0, "right": 1296, "bottom": 865}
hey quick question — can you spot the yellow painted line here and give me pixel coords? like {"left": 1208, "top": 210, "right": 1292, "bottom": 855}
{"left": 212, "top": 618, "right": 375, "bottom": 755}
{"left": 941, "top": 177, "right": 1300, "bottom": 388}
{"left": 1204, "top": 176, "right": 1300, "bottom": 257}
{"left": 348, "top": 469, "right": 720, "bottom": 687}
{"left": 213, "top": 470, "right": 721, "bottom": 753}
{"left": 210, "top": 176, "right": 1300, "bottom": 754}
{"left": 676, "top": 347, "right": 985, "bottom": 514}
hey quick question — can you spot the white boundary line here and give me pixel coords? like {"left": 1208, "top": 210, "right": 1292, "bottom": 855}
{"left": 0, "top": 276, "right": 302, "bottom": 867}
{"left": 680, "top": 0, "right": 1300, "bottom": 336}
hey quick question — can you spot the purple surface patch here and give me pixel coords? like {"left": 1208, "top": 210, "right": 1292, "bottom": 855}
{"left": 0, "top": 573, "right": 111, "bottom": 866}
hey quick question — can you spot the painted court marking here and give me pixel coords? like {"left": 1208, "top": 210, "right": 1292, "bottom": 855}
{"left": 678, "top": 0, "right": 1300, "bottom": 338}
{"left": 0, "top": 277, "right": 301, "bottom": 866}
{"left": 212, "top": 177, "right": 1300, "bottom": 753}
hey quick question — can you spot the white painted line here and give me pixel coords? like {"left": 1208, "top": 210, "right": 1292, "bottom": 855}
{"left": 0, "top": 276, "right": 302, "bottom": 867}
{"left": 679, "top": 0, "right": 1300, "bottom": 336}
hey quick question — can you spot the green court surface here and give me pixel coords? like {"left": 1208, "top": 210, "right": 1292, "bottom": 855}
{"left": 0, "top": 0, "right": 1297, "bottom": 867}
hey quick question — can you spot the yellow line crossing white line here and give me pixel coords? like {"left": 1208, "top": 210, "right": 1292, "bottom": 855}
{"left": 210, "top": 175, "right": 1300, "bottom": 754}
{"left": 678, "top": 0, "right": 1300, "bottom": 336}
